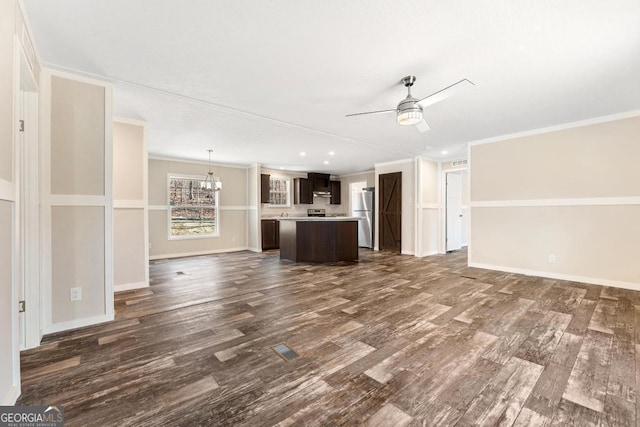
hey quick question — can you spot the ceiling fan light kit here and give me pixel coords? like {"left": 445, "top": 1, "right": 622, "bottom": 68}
{"left": 202, "top": 149, "right": 222, "bottom": 195}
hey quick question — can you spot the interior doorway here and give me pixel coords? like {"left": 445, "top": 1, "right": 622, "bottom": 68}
{"left": 379, "top": 172, "right": 401, "bottom": 252}
{"left": 445, "top": 171, "right": 463, "bottom": 251}
{"left": 16, "top": 41, "right": 40, "bottom": 350}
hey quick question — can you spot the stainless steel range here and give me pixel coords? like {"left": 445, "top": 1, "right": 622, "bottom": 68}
{"left": 307, "top": 209, "right": 326, "bottom": 217}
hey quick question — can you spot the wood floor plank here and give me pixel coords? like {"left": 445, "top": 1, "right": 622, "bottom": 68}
{"left": 562, "top": 329, "right": 614, "bottom": 412}
{"left": 364, "top": 403, "right": 413, "bottom": 427}
{"left": 457, "top": 357, "right": 544, "bottom": 426}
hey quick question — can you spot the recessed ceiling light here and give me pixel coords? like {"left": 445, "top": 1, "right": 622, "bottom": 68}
{"left": 328, "top": 151, "right": 335, "bottom": 156}
{"left": 323, "top": 160, "right": 329, "bottom": 165}
{"left": 300, "top": 152, "right": 306, "bottom": 156}
{"left": 441, "top": 150, "right": 448, "bottom": 155}
{"left": 279, "top": 167, "right": 284, "bottom": 170}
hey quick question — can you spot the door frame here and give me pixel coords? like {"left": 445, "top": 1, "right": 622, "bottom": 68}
{"left": 440, "top": 166, "right": 468, "bottom": 254}
{"left": 15, "top": 36, "right": 41, "bottom": 350}
{"left": 378, "top": 172, "right": 402, "bottom": 252}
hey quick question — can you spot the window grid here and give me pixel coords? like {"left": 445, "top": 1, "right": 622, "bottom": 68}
{"left": 169, "top": 176, "right": 219, "bottom": 238}
{"left": 269, "top": 177, "right": 290, "bottom": 206}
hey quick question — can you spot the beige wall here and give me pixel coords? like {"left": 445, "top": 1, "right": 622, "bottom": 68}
{"left": 375, "top": 160, "right": 415, "bottom": 254}
{"left": 0, "top": 201, "right": 15, "bottom": 403}
{"left": 416, "top": 158, "right": 439, "bottom": 256}
{"left": 113, "top": 121, "right": 147, "bottom": 290}
{"left": 114, "top": 209, "right": 145, "bottom": 286}
{"left": 114, "top": 122, "right": 144, "bottom": 200}
{"left": 470, "top": 115, "right": 640, "bottom": 288}
{"left": 0, "top": 0, "right": 14, "bottom": 182}
{"left": 472, "top": 117, "right": 640, "bottom": 201}
{"left": 51, "top": 206, "right": 106, "bottom": 323}
{"left": 148, "top": 158, "right": 248, "bottom": 258}
{"left": 51, "top": 76, "right": 105, "bottom": 195}
{"left": 43, "top": 71, "right": 112, "bottom": 332}
{"left": 247, "top": 165, "right": 259, "bottom": 251}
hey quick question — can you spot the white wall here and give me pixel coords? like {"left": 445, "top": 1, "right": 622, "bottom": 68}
{"left": 148, "top": 158, "right": 249, "bottom": 259}
{"left": 113, "top": 119, "right": 148, "bottom": 292}
{"left": 470, "top": 113, "right": 640, "bottom": 289}
{"left": 247, "top": 165, "right": 260, "bottom": 251}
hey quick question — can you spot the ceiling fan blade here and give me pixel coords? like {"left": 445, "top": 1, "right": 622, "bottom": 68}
{"left": 345, "top": 108, "right": 396, "bottom": 117}
{"left": 417, "top": 79, "right": 474, "bottom": 108}
{"left": 415, "top": 120, "right": 430, "bottom": 133}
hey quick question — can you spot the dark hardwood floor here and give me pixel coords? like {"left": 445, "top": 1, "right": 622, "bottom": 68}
{"left": 17, "top": 249, "right": 638, "bottom": 426}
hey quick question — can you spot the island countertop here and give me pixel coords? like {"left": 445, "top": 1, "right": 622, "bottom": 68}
{"left": 276, "top": 216, "right": 361, "bottom": 221}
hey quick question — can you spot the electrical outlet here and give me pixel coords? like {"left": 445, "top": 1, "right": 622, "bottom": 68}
{"left": 70, "top": 287, "right": 82, "bottom": 301}
{"left": 548, "top": 254, "right": 556, "bottom": 264}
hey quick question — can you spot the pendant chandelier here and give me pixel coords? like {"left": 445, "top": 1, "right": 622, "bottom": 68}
{"left": 202, "top": 149, "right": 221, "bottom": 196}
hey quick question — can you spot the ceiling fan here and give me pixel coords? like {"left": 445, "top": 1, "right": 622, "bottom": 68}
{"left": 346, "top": 76, "right": 474, "bottom": 132}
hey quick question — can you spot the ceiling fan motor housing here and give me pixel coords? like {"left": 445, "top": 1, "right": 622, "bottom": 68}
{"left": 397, "top": 95, "right": 422, "bottom": 125}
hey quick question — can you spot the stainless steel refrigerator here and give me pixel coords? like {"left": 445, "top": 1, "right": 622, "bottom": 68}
{"left": 353, "top": 187, "right": 374, "bottom": 248}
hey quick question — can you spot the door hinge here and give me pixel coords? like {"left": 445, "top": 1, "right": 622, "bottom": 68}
{"left": 19, "top": 120, "right": 24, "bottom": 132}
{"left": 18, "top": 300, "right": 25, "bottom": 313}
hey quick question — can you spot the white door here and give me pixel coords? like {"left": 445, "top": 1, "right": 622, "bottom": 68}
{"left": 446, "top": 172, "right": 463, "bottom": 251}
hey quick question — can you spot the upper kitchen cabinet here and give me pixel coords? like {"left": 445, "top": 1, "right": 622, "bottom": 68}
{"left": 308, "top": 173, "right": 330, "bottom": 192}
{"left": 294, "top": 178, "right": 313, "bottom": 204}
{"left": 260, "top": 173, "right": 270, "bottom": 204}
{"left": 330, "top": 180, "right": 341, "bottom": 204}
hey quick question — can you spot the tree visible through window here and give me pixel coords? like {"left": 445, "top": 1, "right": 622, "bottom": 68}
{"left": 269, "top": 176, "right": 290, "bottom": 206}
{"left": 169, "top": 176, "right": 219, "bottom": 238}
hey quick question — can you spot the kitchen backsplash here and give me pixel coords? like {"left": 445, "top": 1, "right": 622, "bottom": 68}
{"left": 261, "top": 194, "right": 346, "bottom": 218}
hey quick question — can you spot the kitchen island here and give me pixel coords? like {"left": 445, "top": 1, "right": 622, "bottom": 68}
{"left": 279, "top": 217, "right": 360, "bottom": 263}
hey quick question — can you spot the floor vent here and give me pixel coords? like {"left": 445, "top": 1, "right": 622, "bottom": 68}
{"left": 273, "top": 344, "right": 298, "bottom": 361}
{"left": 176, "top": 271, "right": 187, "bottom": 275}
{"left": 460, "top": 275, "right": 477, "bottom": 280}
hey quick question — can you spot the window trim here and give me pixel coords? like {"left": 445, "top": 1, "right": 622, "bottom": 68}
{"left": 167, "top": 173, "right": 220, "bottom": 240}
{"left": 265, "top": 175, "right": 292, "bottom": 208}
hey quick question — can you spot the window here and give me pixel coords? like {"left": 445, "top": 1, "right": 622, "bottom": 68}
{"left": 168, "top": 175, "right": 219, "bottom": 238}
{"left": 268, "top": 176, "right": 290, "bottom": 206}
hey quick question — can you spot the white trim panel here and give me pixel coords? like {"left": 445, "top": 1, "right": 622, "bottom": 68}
{"left": 150, "top": 246, "right": 249, "bottom": 260}
{"left": 42, "top": 314, "right": 114, "bottom": 335}
{"left": 471, "top": 197, "right": 640, "bottom": 208}
{"left": 150, "top": 204, "right": 252, "bottom": 211}
{"left": 114, "top": 281, "right": 149, "bottom": 293}
{"left": 469, "top": 262, "right": 640, "bottom": 292}
{"left": 50, "top": 195, "right": 107, "bottom": 206}
{"left": 220, "top": 206, "right": 251, "bottom": 211}
{"left": 114, "top": 200, "right": 145, "bottom": 209}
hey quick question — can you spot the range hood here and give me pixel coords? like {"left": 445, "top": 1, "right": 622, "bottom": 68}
{"left": 308, "top": 172, "right": 332, "bottom": 197}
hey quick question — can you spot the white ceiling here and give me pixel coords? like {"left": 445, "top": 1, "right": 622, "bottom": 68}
{"left": 23, "top": 0, "right": 640, "bottom": 174}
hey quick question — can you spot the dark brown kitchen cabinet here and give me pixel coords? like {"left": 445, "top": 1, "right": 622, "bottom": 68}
{"left": 308, "top": 173, "right": 330, "bottom": 192}
{"left": 261, "top": 219, "right": 279, "bottom": 250}
{"left": 294, "top": 178, "right": 313, "bottom": 204}
{"left": 260, "top": 174, "right": 270, "bottom": 204}
{"left": 330, "top": 180, "right": 341, "bottom": 204}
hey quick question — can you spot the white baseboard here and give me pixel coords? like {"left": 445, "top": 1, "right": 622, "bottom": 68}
{"left": 401, "top": 250, "right": 415, "bottom": 256}
{"left": 415, "top": 250, "right": 439, "bottom": 258}
{"left": 2, "top": 384, "right": 21, "bottom": 405}
{"left": 42, "top": 313, "right": 114, "bottom": 335}
{"left": 114, "top": 281, "right": 149, "bottom": 293}
{"left": 468, "top": 262, "right": 640, "bottom": 292}
{"left": 247, "top": 247, "right": 261, "bottom": 253}
{"left": 149, "top": 246, "right": 249, "bottom": 260}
